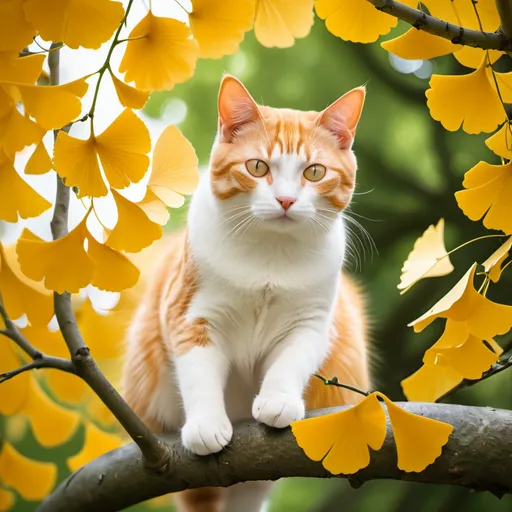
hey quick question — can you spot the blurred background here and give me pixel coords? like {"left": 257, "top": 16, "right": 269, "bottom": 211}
{"left": 2, "top": 11, "right": 512, "bottom": 512}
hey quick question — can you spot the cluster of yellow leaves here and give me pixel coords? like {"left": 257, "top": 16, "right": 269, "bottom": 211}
{"left": 292, "top": 391, "right": 453, "bottom": 475}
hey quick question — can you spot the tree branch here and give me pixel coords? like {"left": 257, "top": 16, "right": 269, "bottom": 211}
{"left": 367, "top": 0, "right": 512, "bottom": 51}
{"left": 496, "top": 0, "right": 512, "bottom": 39}
{"left": 47, "top": 46, "right": 170, "bottom": 472}
{"left": 38, "top": 403, "right": 512, "bottom": 512}
{"left": 0, "top": 356, "right": 75, "bottom": 384}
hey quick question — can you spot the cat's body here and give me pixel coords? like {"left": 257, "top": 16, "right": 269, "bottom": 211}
{"left": 122, "top": 76, "right": 370, "bottom": 512}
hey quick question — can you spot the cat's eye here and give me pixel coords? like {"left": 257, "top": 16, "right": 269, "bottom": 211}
{"left": 303, "top": 164, "right": 326, "bottom": 182}
{"left": 246, "top": 159, "right": 269, "bottom": 177}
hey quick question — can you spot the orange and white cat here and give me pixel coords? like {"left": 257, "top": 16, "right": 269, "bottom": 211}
{"left": 122, "top": 75, "right": 370, "bottom": 512}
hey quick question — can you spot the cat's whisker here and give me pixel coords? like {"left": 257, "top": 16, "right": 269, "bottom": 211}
{"left": 220, "top": 209, "right": 253, "bottom": 226}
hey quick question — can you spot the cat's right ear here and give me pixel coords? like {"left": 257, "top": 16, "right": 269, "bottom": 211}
{"left": 218, "top": 75, "right": 261, "bottom": 142}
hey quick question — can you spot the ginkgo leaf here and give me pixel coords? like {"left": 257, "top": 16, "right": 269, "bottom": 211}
{"left": 138, "top": 188, "right": 172, "bottom": 225}
{"left": 0, "top": 488, "right": 15, "bottom": 511}
{"left": 316, "top": 0, "right": 416, "bottom": 44}
{"left": 54, "top": 109, "right": 150, "bottom": 197}
{"left": 20, "top": 325, "right": 67, "bottom": 358}
{"left": 426, "top": 0, "right": 499, "bottom": 33}
{"left": 0, "top": 153, "right": 51, "bottom": 222}
{"left": 107, "top": 190, "right": 163, "bottom": 253}
{"left": 0, "top": 341, "right": 29, "bottom": 415}
{"left": 68, "top": 422, "right": 123, "bottom": 472}
{"left": 17, "top": 77, "right": 89, "bottom": 130}
{"left": 23, "top": 0, "right": 125, "bottom": 50}
{"left": 426, "top": 58, "right": 505, "bottom": 134}
{"left": 254, "top": 0, "right": 314, "bottom": 48}
{"left": 25, "top": 141, "right": 52, "bottom": 175}
{"left": 482, "top": 236, "right": 512, "bottom": 283}
{"left": 409, "top": 263, "right": 512, "bottom": 338}
{"left": 0, "top": 0, "right": 37, "bottom": 52}
{"left": 0, "top": 243, "right": 53, "bottom": 326}
{"left": 87, "top": 233, "right": 140, "bottom": 291}
{"left": 16, "top": 223, "right": 95, "bottom": 294}
{"left": 398, "top": 219, "right": 454, "bottom": 293}
{"left": 485, "top": 123, "right": 512, "bottom": 160}
{"left": 23, "top": 377, "right": 81, "bottom": 447}
{"left": 46, "top": 370, "right": 87, "bottom": 406}
{"left": 0, "top": 104, "right": 46, "bottom": 155}
{"left": 110, "top": 72, "right": 150, "bottom": 109}
{"left": 119, "top": 12, "right": 199, "bottom": 91}
{"left": 0, "top": 442, "right": 57, "bottom": 500}
{"left": 453, "top": 47, "right": 503, "bottom": 69}
{"left": 291, "top": 393, "right": 386, "bottom": 475}
{"left": 379, "top": 394, "right": 453, "bottom": 473}
{"left": 382, "top": 28, "right": 460, "bottom": 60}
{"left": 190, "top": 0, "right": 255, "bottom": 58}
{"left": 455, "top": 161, "right": 512, "bottom": 234}
{"left": 0, "top": 53, "right": 45, "bottom": 83}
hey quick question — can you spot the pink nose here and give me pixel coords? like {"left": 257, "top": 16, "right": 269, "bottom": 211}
{"left": 276, "top": 196, "right": 296, "bottom": 211}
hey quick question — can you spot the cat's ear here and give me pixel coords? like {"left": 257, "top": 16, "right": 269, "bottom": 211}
{"left": 316, "top": 86, "right": 366, "bottom": 149}
{"left": 218, "top": 74, "right": 261, "bottom": 142}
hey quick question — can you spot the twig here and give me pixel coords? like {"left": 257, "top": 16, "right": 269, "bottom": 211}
{"left": 0, "top": 357, "right": 75, "bottom": 384}
{"left": 367, "top": 0, "right": 512, "bottom": 51}
{"left": 47, "top": 43, "right": 170, "bottom": 472}
{"left": 314, "top": 374, "right": 370, "bottom": 397}
{"left": 496, "top": 0, "right": 512, "bottom": 40}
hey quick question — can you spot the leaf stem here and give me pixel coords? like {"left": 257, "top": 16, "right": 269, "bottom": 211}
{"left": 313, "top": 374, "right": 370, "bottom": 397}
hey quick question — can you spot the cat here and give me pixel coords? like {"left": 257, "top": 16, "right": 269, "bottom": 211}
{"left": 121, "top": 75, "right": 370, "bottom": 512}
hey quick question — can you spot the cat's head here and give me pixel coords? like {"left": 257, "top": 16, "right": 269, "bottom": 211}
{"left": 209, "top": 75, "right": 365, "bottom": 235}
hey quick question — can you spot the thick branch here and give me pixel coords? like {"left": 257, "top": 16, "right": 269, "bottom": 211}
{"left": 0, "top": 356, "right": 75, "bottom": 384}
{"left": 497, "top": 0, "right": 512, "bottom": 39}
{"left": 47, "top": 47, "right": 169, "bottom": 471}
{"left": 367, "top": 0, "right": 512, "bottom": 51}
{"left": 38, "top": 403, "right": 512, "bottom": 512}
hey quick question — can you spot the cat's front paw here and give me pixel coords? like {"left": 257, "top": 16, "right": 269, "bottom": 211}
{"left": 181, "top": 414, "right": 233, "bottom": 456}
{"left": 252, "top": 393, "right": 305, "bottom": 428}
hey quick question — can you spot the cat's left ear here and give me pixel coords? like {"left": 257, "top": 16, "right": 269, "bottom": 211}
{"left": 316, "top": 86, "right": 366, "bottom": 149}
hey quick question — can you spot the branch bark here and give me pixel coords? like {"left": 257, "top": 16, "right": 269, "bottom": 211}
{"left": 496, "top": 0, "right": 512, "bottom": 39}
{"left": 38, "top": 403, "right": 512, "bottom": 512}
{"left": 0, "top": 356, "right": 75, "bottom": 383}
{"left": 367, "top": 0, "right": 512, "bottom": 51}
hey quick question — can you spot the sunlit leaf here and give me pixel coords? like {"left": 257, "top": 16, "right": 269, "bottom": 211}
{"left": 107, "top": 190, "right": 163, "bottom": 253}
{"left": 16, "top": 223, "right": 94, "bottom": 294}
{"left": 25, "top": 141, "right": 52, "bottom": 175}
{"left": 453, "top": 47, "right": 502, "bottom": 69}
{"left": 0, "top": 0, "right": 37, "bottom": 52}
{"left": 190, "top": 0, "right": 255, "bottom": 58}
{"left": 482, "top": 236, "right": 512, "bottom": 282}
{"left": 255, "top": 0, "right": 314, "bottom": 48}
{"left": 0, "top": 488, "right": 15, "bottom": 511}
{"left": 46, "top": 370, "right": 87, "bottom": 406}
{"left": 485, "top": 123, "right": 512, "bottom": 160}
{"left": 291, "top": 393, "right": 386, "bottom": 474}
{"left": 23, "top": 0, "right": 125, "bottom": 50}
{"left": 0, "top": 104, "right": 46, "bottom": 155}
{"left": 0, "top": 53, "right": 45, "bottom": 83}
{"left": 67, "top": 422, "right": 123, "bottom": 472}
{"left": 426, "top": 0, "right": 499, "bottom": 32}
{"left": 0, "top": 442, "right": 56, "bottom": 500}
{"left": 0, "top": 341, "right": 29, "bottom": 415}
{"left": 379, "top": 394, "right": 453, "bottom": 473}
{"left": 455, "top": 161, "right": 512, "bottom": 234}
{"left": 119, "top": 12, "right": 199, "bottom": 91}
{"left": 398, "top": 218, "right": 454, "bottom": 293}
{"left": 110, "top": 72, "right": 150, "bottom": 109}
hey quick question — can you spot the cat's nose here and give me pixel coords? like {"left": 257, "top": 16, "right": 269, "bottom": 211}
{"left": 276, "top": 196, "right": 296, "bottom": 211}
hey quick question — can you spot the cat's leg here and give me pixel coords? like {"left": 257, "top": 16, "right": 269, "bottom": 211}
{"left": 253, "top": 326, "right": 329, "bottom": 428}
{"left": 175, "top": 344, "right": 232, "bottom": 455}
{"left": 174, "top": 487, "right": 226, "bottom": 512}
{"left": 224, "top": 481, "right": 274, "bottom": 512}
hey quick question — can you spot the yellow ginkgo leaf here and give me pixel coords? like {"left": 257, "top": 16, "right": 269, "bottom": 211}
{"left": 0, "top": 442, "right": 57, "bottom": 501}
{"left": 485, "top": 123, "right": 512, "bottom": 160}
{"left": 0, "top": 341, "right": 29, "bottom": 415}
{"left": 46, "top": 370, "right": 87, "bottom": 406}
{"left": 87, "top": 233, "right": 140, "bottom": 291}
{"left": 23, "top": 377, "right": 81, "bottom": 447}
{"left": 0, "top": 488, "right": 15, "bottom": 511}
{"left": 0, "top": 153, "right": 52, "bottom": 222}
{"left": 84, "top": 394, "right": 119, "bottom": 428}
{"left": 482, "top": 236, "right": 512, "bottom": 283}
{"left": 138, "top": 188, "right": 172, "bottom": 225}
{"left": 382, "top": 28, "right": 460, "bottom": 60}
{"left": 23, "top": 0, "right": 125, "bottom": 50}
{"left": 54, "top": 109, "right": 150, "bottom": 197}
{"left": 16, "top": 223, "right": 95, "bottom": 294}
{"left": 455, "top": 161, "right": 512, "bottom": 234}
{"left": 427, "top": 0, "right": 499, "bottom": 32}
{"left": 0, "top": 0, "right": 37, "bottom": 52}
{"left": 0, "top": 243, "right": 54, "bottom": 326}
{"left": 255, "top": 0, "right": 314, "bottom": 48}
{"left": 68, "top": 422, "right": 123, "bottom": 472}
{"left": 453, "top": 47, "right": 503, "bottom": 69}
{"left": 25, "top": 141, "right": 52, "bottom": 175}
{"left": 291, "top": 392, "right": 386, "bottom": 475}
{"left": 316, "top": 0, "right": 416, "bottom": 44}
{"left": 110, "top": 72, "right": 150, "bottom": 109}
{"left": 409, "top": 263, "right": 512, "bottom": 339}
{"left": 0, "top": 103, "right": 46, "bottom": 155}
{"left": 119, "top": 12, "right": 199, "bottom": 92}
{"left": 401, "top": 362, "right": 463, "bottom": 402}
{"left": 379, "top": 394, "right": 453, "bottom": 473}
{"left": 20, "top": 326, "right": 67, "bottom": 358}
{"left": 0, "top": 53, "right": 45, "bottom": 83}
{"left": 398, "top": 218, "right": 454, "bottom": 293}
{"left": 190, "top": 0, "right": 255, "bottom": 58}
{"left": 426, "top": 58, "right": 505, "bottom": 134}
{"left": 107, "top": 190, "right": 163, "bottom": 253}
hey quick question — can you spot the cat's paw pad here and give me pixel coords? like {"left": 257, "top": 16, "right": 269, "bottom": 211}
{"left": 252, "top": 393, "right": 305, "bottom": 428}
{"left": 181, "top": 415, "right": 233, "bottom": 456}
